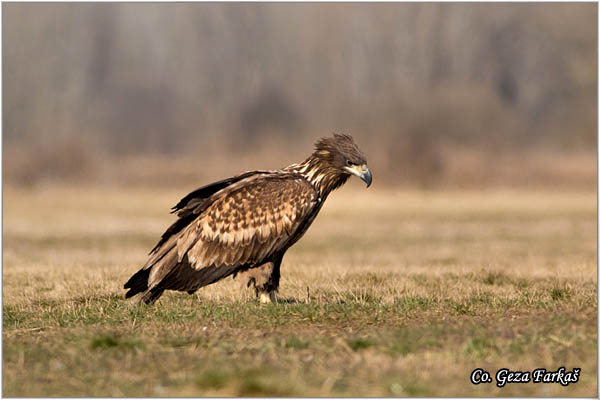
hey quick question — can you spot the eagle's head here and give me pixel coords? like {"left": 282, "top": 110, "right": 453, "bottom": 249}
{"left": 314, "top": 133, "right": 372, "bottom": 188}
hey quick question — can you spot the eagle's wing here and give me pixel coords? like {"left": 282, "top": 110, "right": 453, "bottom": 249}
{"left": 144, "top": 172, "right": 319, "bottom": 295}
{"left": 148, "top": 170, "right": 272, "bottom": 254}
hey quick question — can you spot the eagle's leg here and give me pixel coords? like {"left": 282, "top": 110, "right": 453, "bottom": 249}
{"left": 243, "top": 259, "right": 281, "bottom": 304}
{"left": 260, "top": 291, "right": 277, "bottom": 304}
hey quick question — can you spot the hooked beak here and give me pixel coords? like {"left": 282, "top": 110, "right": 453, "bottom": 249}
{"left": 344, "top": 164, "right": 372, "bottom": 188}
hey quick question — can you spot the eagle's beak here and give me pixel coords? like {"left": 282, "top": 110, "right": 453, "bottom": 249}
{"left": 345, "top": 164, "right": 372, "bottom": 188}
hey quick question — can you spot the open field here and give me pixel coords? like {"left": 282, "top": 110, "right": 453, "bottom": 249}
{"left": 2, "top": 185, "right": 597, "bottom": 396}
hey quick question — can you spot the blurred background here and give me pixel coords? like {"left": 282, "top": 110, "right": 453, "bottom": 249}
{"left": 3, "top": 2, "right": 597, "bottom": 189}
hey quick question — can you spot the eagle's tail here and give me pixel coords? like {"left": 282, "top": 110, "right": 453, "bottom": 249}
{"left": 124, "top": 268, "right": 166, "bottom": 305}
{"left": 125, "top": 247, "right": 244, "bottom": 305}
{"left": 124, "top": 268, "right": 151, "bottom": 299}
{"left": 125, "top": 236, "right": 179, "bottom": 304}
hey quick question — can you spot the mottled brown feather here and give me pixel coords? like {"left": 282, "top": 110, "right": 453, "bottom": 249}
{"left": 138, "top": 173, "right": 317, "bottom": 294}
{"left": 184, "top": 175, "right": 317, "bottom": 269}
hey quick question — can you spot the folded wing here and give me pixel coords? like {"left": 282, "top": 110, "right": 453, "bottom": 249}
{"left": 132, "top": 172, "right": 318, "bottom": 301}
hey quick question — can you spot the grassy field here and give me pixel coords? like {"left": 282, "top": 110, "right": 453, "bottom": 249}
{"left": 2, "top": 184, "right": 597, "bottom": 396}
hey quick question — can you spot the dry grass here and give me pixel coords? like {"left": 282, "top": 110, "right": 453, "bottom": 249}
{"left": 2, "top": 184, "right": 597, "bottom": 396}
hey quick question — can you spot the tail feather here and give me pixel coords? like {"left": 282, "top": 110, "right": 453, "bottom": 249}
{"left": 140, "top": 287, "right": 165, "bottom": 304}
{"left": 124, "top": 267, "right": 166, "bottom": 304}
{"left": 158, "top": 257, "right": 242, "bottom": 293}
{"left": 124, "top": 268, "right": 151, "bottom": 299}
{"left": 125, "top": 248, "right": 179, "bottom": 304}
{"left": 125, "top": 252, "right": 246, "bottom": 305}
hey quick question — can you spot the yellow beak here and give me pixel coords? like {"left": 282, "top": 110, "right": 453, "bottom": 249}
{"left": 344, "top": 164, "right": 372, "bottom": 188}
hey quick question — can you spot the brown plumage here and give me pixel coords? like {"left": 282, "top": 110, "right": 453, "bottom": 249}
{"left": 124, "top": 133, "right": 372, "bottom": 304}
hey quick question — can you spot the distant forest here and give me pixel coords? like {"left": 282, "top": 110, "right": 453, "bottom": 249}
{"left": 3, "top": 3, "right": 597, "bottom": 187}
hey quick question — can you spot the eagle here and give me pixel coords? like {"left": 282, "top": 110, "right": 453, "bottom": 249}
{"left": 124, "top": 133, "right": 372, "bottom": 304}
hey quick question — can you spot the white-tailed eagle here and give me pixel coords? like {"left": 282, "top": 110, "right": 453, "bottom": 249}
{"left": 124, "top": 134, "right": 371, "bottom": 304}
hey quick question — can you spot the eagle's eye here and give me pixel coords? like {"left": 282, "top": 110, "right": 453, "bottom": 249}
{"left": 346, "top": 160, "right": 354, "bottom": 166}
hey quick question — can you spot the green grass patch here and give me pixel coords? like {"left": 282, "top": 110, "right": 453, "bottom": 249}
{"left": 387, "top": 325, "right": 446, "bottom": 355}
{"left": 550, "top": 286, "right": 573, "bottom": 301}
{"left": 284, "top": 336, "right": 310, "bottom": 349}
{"left": 463, "top": 336, "right": 498, "bottom": 359}
{"left": 90, "top": 334, "right": 145, "bottom": 351}
{"left": 482, "top": 271, "right": 509, "bottom": 286}
{"left": 347, "top": 337, "right": 375, "bottom": 351}
{"left": 196, "top": 369, "right": 228, "bottom": 390}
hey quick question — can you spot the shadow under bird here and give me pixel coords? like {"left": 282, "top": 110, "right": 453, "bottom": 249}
{"left": 124, "top": 133, "right": 372, "bottom": 304}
